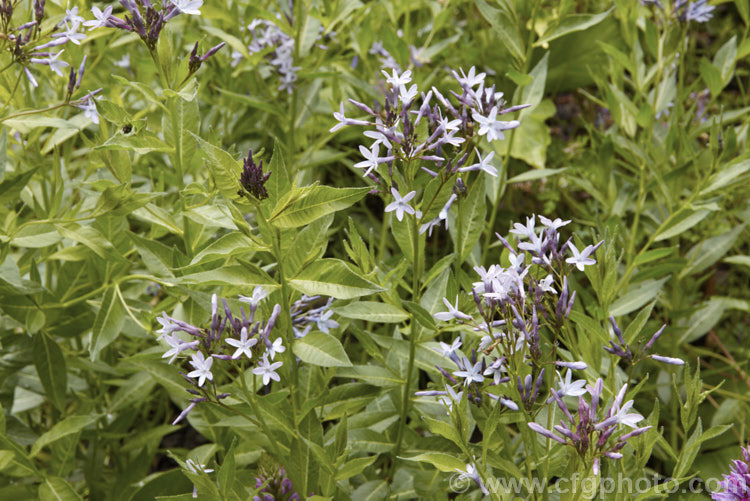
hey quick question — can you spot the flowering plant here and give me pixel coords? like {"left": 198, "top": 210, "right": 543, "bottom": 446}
{"left": 0, "top": 0, "right": 747, "bottom": 500}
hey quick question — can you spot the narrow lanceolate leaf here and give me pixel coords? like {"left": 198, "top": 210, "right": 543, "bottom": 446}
{"left": 90, "top": 286, "right": 126, "bottom": 361}
{"left": 609, "top": 278, "right": 669, "bottom": 316}
{"left": 190, "top": 133, "right": 242, "bottom": 199}
{"left": 335, "top": 456, "right": 378, "bottom": 481}
{"left": 95, "top": 130, "right": 172, "bottom": 154}
{"left": 38, "top": 476, "right": 83, "bottom": 501}
{"left": 655, "top": 209, "right": 711, "bottom": 241}
{"left": 293, "top": 331, "right": 352, "bottom": 367}
{"left": 32, "top": 332, "right": 67, "bottom": 412}
{"left": 455, "top": 173, "right": 486, "bottom": 262}
{"left": 289, "top": 259, "right": 384, "bottom": 299}
{"left": 180, "top": 264, "right": 278, "bottom": 288}
{"left": 31, "top": 415, "right": 98, "bottom": 457}
{"left": 332, "top": 302, "right": 409, "bottom": 323}
{"left": 534, "top": 8, "right": 613, "bottom": 47}
{"left": 680, "top": 224, "right": 745, "bottom": 278}
{"left": 269, "top": 185, "right": 370, "bottom": 228}
{"left": 401, "top": 452, "right": 467, "bottom": 472}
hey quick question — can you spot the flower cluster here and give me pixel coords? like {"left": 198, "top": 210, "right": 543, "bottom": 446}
{"left": 418, "top": 215, "right": 600, "bottom": 412}
{"left": 246, "top": 18, "right": 301, "bottom": 94}
{"left": 641, "top": 0, "right": 715, "bottom": 23}
{"left": 103, "top": 0, "right": 203, "bottom": 50}
{"left": 253, "top": 465, "right": 300, "bottom": 501}
{"left": 528, "top": 380, "right": 651, "bottom": 475}
{"left": 238, "top": 149, "right": 272, "bottom": 201}
{"left": 712, "top": 446, "right": 750, "bottom": 500}
{"left": 289, "top": 295, "right": 339, "bottom": 339}
{"left": 330, "top": 66, "right": 528, "bottom": 233}
{"left": 155, "top": 289, "right": 285, "bottom": 424}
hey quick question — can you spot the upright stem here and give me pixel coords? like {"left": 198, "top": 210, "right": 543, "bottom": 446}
{"left": 392, "top": 212, "right": 422, "bottom": 469}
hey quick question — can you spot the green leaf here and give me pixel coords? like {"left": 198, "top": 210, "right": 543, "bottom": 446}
{"left": 332, "top": 301, "right": 408, "bottom": 323}
{"left": 609, "top": 278, "right": 669, "bottom": 316}
{"left": 680, "top": 299, "right": 726, "bottom": 343}
{"left": 31, "top": 415, "right": 98, "bottom": 457}
{"left": 349, "top": 429, "right": 393, "bottom": 453}
{"left": 217, "top": 439, "right": 237, "bottom": 494}
{"left": 269, "top": 185, "right": 370, "bottom": 228}
{"left": 38, "top": 476, "right": 83, "bottom": 501}
{"left": 110, "top": 372, "right": 156, "bottom": 412}
{"left": 180, "top": 264, "right": 278, "bottom": 288}
{"left": 54, "top": 223, "right": 127, "bottom": 264}
{"left": 289, "top": 259, "right": 384, "bottom": 299}
{"left": 96, "top": 130, "right": 172, "bottom": 154}
{"left": 634, "top": 246, "right": 677, "bottom": 265}
{"left": 402, "top": 452, "right": 465, "bottom": 472}
{"left": 0, "top": 126, "right": 6, "bottom": 182}
{"left": 190, "top": 133, "right": 242, "bottom": 199}
{"left": 293, "top": 331, "right": 352, "bottom": 367}
{"left": 507, "top": 167, "right": 567, "bottom": 183}
{"left": 622, "top": 302, "right": 655, "bottom": 345}
{"left": 32, "top": 333, "right": 67, "bottom": 412}
{"left": 700, "top": 58, "right": 724, "bottom": 96}
{"left": 215, "top": 88, "right": 284, "bottom": 117}
{"left": 474, "top": 0, "right": 524, "bottom": 61}
{"left": 403, "top": 301, "right": 438, "bottom": 332}
{"left": 202, "top": 26, "right": 250, "bottom": 59}
{"left": 189, "top": 233, "right": 259, "bottom": 266}
{"left": 163, "top": 95, "right": 199, "bottom": 173}
{"left": 535, "top": 8, "right": 613, "bottom": 47}
{"left": 713, "top": 35, "right": 737, "bottom": 83}
{"left": 725, "top": 255, "right": 750, "bottom": 268}
{"left": 654, "top": 209, "right": 711, "bottom": 241}
{"left": 0, "top": 167, "right": 37, "bottom": 204}
{"left": 335, "top": 456, "right": 377, "bottom": 481}
{"left": 701, "top": 158, "right": 750, "bottom": 195}
{"left": 264, "top": 141, "right": 291, "bottom": 209}
{"left": 334, "top": 366, "right": 402, "bottom": 387}
{"left": 455, "top": 174, "right": 486, "bottom": 262}
{"left": 680, "top": 224, "right": 745, "bottom": 277}
{"left": 90, "top": 286, "right": 126, "bottom": 361}
{"left": 95, "top": 99, "right": 131, "bottom": 126}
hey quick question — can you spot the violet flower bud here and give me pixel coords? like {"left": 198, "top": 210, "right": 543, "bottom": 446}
{"left": 644, "top": 324, "right": 666, "bottom": 350}
{"left": 555, "top": 361, "right": 587, "bottom": 370}
{"left": 34, "top": 0, "right": 45, "bottom": 21}
{"left": 172, "top": 402, "right": 196, "bottom": 425}
{"left": 201, "top": 42, "right": 226, "bottom": 62}
{"left": 649, "top": 355, "right": 685, "bottom": 365}
{"left": 67, "top": 67, "right": 77, "bottom": 96}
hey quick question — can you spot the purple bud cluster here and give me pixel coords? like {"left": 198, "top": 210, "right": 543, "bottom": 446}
{"left": 108, "top": 0, "right": 201, "bottom": 50}
{"left": 254, "top": 466, "right": 300, "bottom": 501}
{"left": 155, "top": 290, "right": 284, "bottom": 425}
{"left": 529, "top": 380, "right": 651, "bottom": 475}
{"left": 712, "top": 446, "right": 750, "bottom": 500}
{"left": 238, "top": 149, "right": 272, "bottom": 201}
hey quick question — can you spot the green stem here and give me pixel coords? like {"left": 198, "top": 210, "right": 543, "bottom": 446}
{"left": 239, "top": 361, "right": 281, "bottom": 457}
{"left": 392, "top": 211, "right": 422, "bottom": 470}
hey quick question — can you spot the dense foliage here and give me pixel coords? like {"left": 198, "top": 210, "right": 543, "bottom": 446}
{"left": 0, "top": 0, "right": 748, "bottom": 499}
